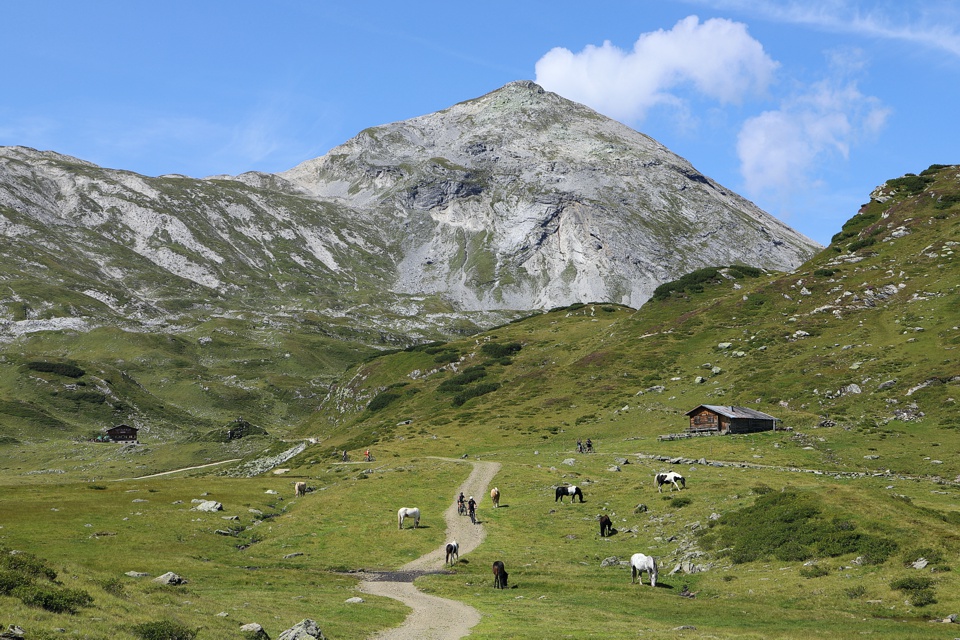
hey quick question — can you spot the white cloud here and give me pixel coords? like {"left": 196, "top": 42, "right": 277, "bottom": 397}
{"left": 534, "top": 15, "right": 778, "bottom": 122}
{"left": 737, "top": 78, "right": 890, "bottom": 197}
{"left": 691, "top": 0, "right": 960, "bottom": 57}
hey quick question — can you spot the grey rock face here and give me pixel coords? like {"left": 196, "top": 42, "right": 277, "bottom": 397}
{"left": 283, "top": 81, "right": 819, "bottom": 311}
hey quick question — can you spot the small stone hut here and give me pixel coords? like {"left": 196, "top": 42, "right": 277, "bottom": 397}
{"left": 105, "top": 424, "right": 139, "bottom": 442}
{"left": 685, "top": 405, "right": 778, "bottom": 435}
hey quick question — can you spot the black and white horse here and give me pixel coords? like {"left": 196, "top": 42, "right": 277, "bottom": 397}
{"left": 445, "top": 541, "right": 459, "bottom": 565}
{"left": 655, "top": 471, "right": 685, "bottom": 493}
{"left": 398, "top": 507, "right": 420, "bottom": 529}
{"left": 630, "top": 553, "right": 658, "bottom": 586}
{"left": 492, "top": 560, "right": 508, "bottom": 589}
{"left": 555, "top": 485, "right": 584, "bottom": 503}
{"left": 598, "top": 514, "right": 613, "bottom": 537}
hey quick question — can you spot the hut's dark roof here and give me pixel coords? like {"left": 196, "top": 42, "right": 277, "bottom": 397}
{"left": 685, "top": 405, "right": 778, "bottom": 421}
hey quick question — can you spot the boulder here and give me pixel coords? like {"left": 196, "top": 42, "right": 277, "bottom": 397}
{"left": 240, "top": 622, "right": 270, "bottom": 639}
{"left": 152, "top": 572, "right": 188, "bottom": 585}
{"left": 191, "top": 500, "right": 223, "bottom": 512}
{"left": 278, "top": 619, "right": 325, "bottom": 640}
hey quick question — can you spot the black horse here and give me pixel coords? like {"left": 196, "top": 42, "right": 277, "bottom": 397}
{"left": 555, "top": 485, "right": 584, "bottom": 503}
{"left": 492, "top": 560, "right": 508, "bottom": 589}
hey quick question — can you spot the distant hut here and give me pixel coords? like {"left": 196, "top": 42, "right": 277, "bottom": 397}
{"left": 685, "top": 405, "right": 778, "bottom": 435}
{"left": 105, "top": 424, "right": 139, "bottom": 442}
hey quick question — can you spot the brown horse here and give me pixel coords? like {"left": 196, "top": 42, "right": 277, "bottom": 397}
{"left": 598, "top": 514, "right": 613, "bottom": 537}
{"left": 490, "top": 487, "right": 500, "bottom": 508}
{"left": 492, "top": 560, "right": 508, "bottom": 589}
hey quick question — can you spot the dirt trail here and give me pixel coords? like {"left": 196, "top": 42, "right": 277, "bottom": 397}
{"left": 359, "top": 458, "right": 500, "bottom": 640}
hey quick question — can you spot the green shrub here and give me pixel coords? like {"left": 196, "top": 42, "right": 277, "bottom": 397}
{"left": 437, "top": 367, "right": 487, "bottom": 393}
{"left": 847, "top": 237, "right": 876, "bottom": 252}
{"left": 669, "top": 496, "right": 692, "bottom": 508}
{"left": 367, "top": 392, "right": 401, "bottom": 412}
{"left": 813, "top": 268, "right": 837, "bottom": 277}
{"left": 890, "top": 575, "right": 934, "bottom": 592}
{"left": 920, "top": 163, "right": 950, "bottom": 175}
{"left": 0, "top": 550, "right": 57, "bottom": 580}
{"left": 704, "top": 489, "right": 898, "bottom": 565}
{"left": 480, "top": 342, "right": 522, "bottom": 358}
{"left": 886, "top": 174, "right": 933, "bottom": 195}
{"left": 130, "top": 620, "right": 198, "bottom": 640}
{"left": 433, "top": 351, "right": 460, "bottom": 364}
{"left": 26, "top": 361, "right": 85, "bottom": 378}
{"left": 934, "top": 193, "right": 960, "bottom": 210}
{"left": 902, "top": 547, "right": 944, "bottom": 565}
{"left": 452, "top": 382, "right": 500, "bottom": 407}
{"left": 0, "top": 570, "right": 30, "bottom": 595}
{"left": 751, "top": 483, "right": 774, "bottom": 495}
{"left": 14, "top": 584, "right": 93, "bottom": 613}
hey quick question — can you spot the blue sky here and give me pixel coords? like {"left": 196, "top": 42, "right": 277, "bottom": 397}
{"left": 2, "top": 1, "right": 958, "bottom": 245}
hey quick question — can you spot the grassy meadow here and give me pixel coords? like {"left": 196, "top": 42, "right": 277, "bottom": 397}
{"left": 1, "top": 165, "right": 959, "bottom": 637}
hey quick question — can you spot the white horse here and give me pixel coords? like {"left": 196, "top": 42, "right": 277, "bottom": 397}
{"left": 630, "top": 553, "right": 658, "bottom": 586}
{"left": 398, "top": 507, "right": 420, "bottom": 529}
{"left": 445, "top": 540, "right": 459, "bottom": 565}
{"left": 655, "top": 471, "right": 685, "bottom": 493}
{"left": 294, "top": 481, "right": 306, "bottom": 498}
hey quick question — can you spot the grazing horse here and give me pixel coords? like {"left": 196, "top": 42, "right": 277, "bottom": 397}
{"left": 492, "top": 560, "right": 508, "bottom": 589}
{"left": 490, "top": 487, "right": 500, "bottom": 508}
{"left": 397, "top": 507, "right": 420, "bottom": 530}
{"left": 445, "top": 541, "right": 459, "bottom": 565}
{"left": 555, "top": 485, "right": 584, "bottom": 503}
{"left": 655, "top": 471, "right": 686, "bottom": 493}
{"left": 598, "top": 514, "right": 613, "bottom": 537}
{"left": 294, "top": 481, "right": 306, "bottom": 498}
{"left": 630, "top": 553, "right": 658, "bottom": 587}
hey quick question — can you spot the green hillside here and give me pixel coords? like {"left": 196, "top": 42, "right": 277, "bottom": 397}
{"left": 0, "top": 165, "right": 958, "bottom": 639}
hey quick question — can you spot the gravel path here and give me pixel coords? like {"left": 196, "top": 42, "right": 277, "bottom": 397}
{"left": 359, "top": 458, "right": 501, "bottom": 640}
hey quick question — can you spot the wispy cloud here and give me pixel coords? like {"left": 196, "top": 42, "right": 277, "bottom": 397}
{"left": 736, "top": 74, "right": 890, "bottom": 198}
{"left": 690, "top": 0, "right": 960, "bottom": 57}
{"left": 534, "top": 15, "right": 778, "bottom": 123}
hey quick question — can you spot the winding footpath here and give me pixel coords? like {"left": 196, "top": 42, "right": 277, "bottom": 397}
{"left": 360, "top": 459, "right": 501, "bottom": 640}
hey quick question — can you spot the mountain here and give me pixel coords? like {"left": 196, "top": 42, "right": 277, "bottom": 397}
{"left": 281, "top": 80, "right": 819, "bottom": 310}
{"left": 0, "top": 81, "right": 818, "bottom": 347}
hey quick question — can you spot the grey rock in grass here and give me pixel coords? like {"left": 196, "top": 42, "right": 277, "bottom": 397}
{"left": 125, "top": 571, "right": 149, "bottom": 578}
{"left": 240, "top": 622, "right": 270, "bottom": 639}
{"left": 191, "top": 500, "right": 223, "bottom": 512}
{"left": 600, "top": 556, "right": 622, "bottom": 567}
{"left": 0, "top": 625, "right": 25, "bottom": 638}
{"left": 562, "top": 458, "right": 576, "bottom": 466}
{"left": 345, "top": 596, "right": 364, "bottom": 603}
{"left": 278, "top": 619, "right": 325, "bottom": 640}
{"left": 152, "top": 572, "right": 188, "bottom": 585}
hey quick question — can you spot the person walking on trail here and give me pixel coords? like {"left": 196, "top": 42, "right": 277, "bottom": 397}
{"left": 576, "top": 438, "right": 583, "bottom": 453}
{"left": 364, "top": 449, "right": 371, "bottom": 462}
{"left": 586, "top": 438, "right": 593, "bottom": 453}
{"left": 467, "top": 496, "right": 477, "bottom": 524}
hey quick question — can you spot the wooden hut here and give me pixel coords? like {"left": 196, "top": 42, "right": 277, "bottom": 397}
{"left": 105, "top": 424, "right": 139, "bottom": 442}
{"left": 685, "top": 405, "right": 778, "bottom": 435}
